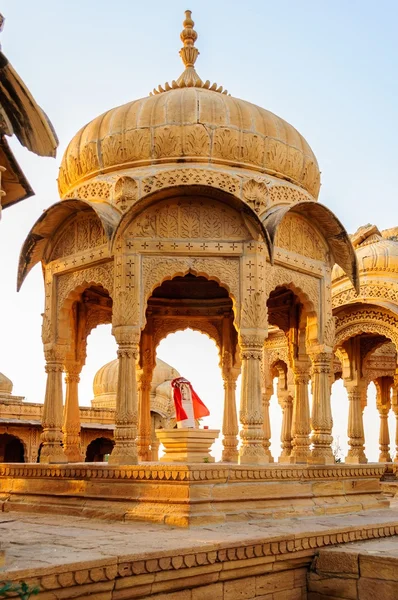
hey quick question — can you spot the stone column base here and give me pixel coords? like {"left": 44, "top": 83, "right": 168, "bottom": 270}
{"left": 345, "top": 454, "right": 368, "bottom": 464}
{"left": 307, "top": 456, "right": 335, "bottom": 465}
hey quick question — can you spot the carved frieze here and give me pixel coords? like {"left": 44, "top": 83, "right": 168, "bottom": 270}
{"left": 64, "top": 181, "right": 111, "bottom": 202}
{"left": 332, "top": 282, "right": 398, "bottom": 308}
{"left": 141, "top": 168, "right": 240, "bottom": 197}
{"left": 127, "top": 199, "right": 249, "bottom": 240}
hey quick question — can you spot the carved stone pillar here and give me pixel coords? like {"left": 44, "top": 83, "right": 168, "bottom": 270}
{"left": 108, "top": 327, "right": 139, "bottom": 465}
{"left": 151, "top": 429, "right": 160, "bottom": 461}
{"left": 289, "top": 365, "right": 311, "bottom": 463}
{"left": 137, "top": 329, "right": 155, "bottom": 462}
{"left": 137, "top": 371, "right": 152, "bottom": 462}
{"left": 262, "top": 383, "right": 274, "bottom": 462}
{"left": 376, "top": 378, "right": 392, "bottom": 463}
{"left": 279, "top": 393, "right": 293, "bottom": 463}
{"left": 309, "top": 352, "right": 334, "bottom": 464}
{"left": 345, "top": 381, "right": 367, "bottom": 464}
{"left": 62, "top": 361, "right": 83, "bottom": 462}
{"left": 393, "top": 371, "right": 398, "bottom": 463}
{"left": 239, "top": 335, "right": 268, "bottom": 464}
{"left": 378, "top": 407, "right": 391, "bottom": 463}
{"left": 221, "top": 352, "right": 239, "bottom": 463}
{"left": 40, "top": 347, "right": 68, "bottom": 464}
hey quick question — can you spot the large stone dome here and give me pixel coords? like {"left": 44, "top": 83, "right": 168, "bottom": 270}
{"left": 58, "top": 88, "right": 320, "bottom": 199}
{"left": 58, "top": 12, "right": 320, "bottom": 200}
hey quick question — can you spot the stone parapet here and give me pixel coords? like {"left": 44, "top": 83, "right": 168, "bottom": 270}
{"left": 0, "top": 463, "right": 388, "bottom": 527}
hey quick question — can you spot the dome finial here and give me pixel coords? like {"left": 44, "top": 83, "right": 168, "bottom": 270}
{"left": 150, "top": 10, "right": 229, "bottom": 96}
{"left": 179, "top": 10, "right": 199, "bottom": 68}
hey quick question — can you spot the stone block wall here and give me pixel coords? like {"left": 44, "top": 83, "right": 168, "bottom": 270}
{"left": 136, "top": 568, "right": 307, "bottom": 600}
{"left": 308, "top": 545, "right": 398, "bottom": 599}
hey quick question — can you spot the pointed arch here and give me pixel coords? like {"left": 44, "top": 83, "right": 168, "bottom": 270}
{"left": 334, "top": 307, "right": 398, "bottom": 352}
{"left": 110, "top": 185, "right": 272, "bottom": 259}
{"left": 141, "top": 255, "right": 240, "bottom": 329}
{"left": 56, "top": 268, "right": 113, "bottom": 345}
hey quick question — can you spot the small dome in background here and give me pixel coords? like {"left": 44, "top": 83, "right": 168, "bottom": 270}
{"left": 92, "top": 359, "right": 118, "bottom": 408}
{"left": 0, "top": 372, "right": 13, "bottom": 395}
{"left": 333, "top": 224, "right": 398, "bottom": 282}
{"left": 151, "top": 358, "right": 180, "bottom": 390}
{"left": 91, "top": 357, "right": 179, "bottom": 411}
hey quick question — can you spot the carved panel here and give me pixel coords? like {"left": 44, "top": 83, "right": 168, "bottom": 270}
{"left": 242, "top": 178, "right": 269, "bottom": 214}
{"left": 114, "top": 176, "right": 138, "bottom": 212}
{"left": 127, "top": 199, "right": 249, "bottom": 240}
{"left": 57, "top": 263, "right": 114, "bottom": 311}
{"left": 51, "top": 212, "right": 106, "bottom": 260}
{"left": 275, "top": 213, "right": 328, "bottom": 261}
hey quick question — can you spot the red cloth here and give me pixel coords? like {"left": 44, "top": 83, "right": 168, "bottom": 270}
{"left": 171, "top": 377, "right": 210, "bottom": 422}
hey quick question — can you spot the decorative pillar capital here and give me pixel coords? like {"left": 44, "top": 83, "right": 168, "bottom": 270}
{"left": 293, "top": 368, "right": 310, "bottom": 386}
{"left": 310, "top": 352, "right": 333, "bottom": 371}
{"left": 44, "top": 344, "right": 67, "bottom": 367}
{"left": 239, "top": 332, "right": 265, "bottom": 360}
{"left": 64, "top": 361, "right": 82, "bottom": 384}
{"left": 112, "top": 325, "right": 140, "bottom": 347}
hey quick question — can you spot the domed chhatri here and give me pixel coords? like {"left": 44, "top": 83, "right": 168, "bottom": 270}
{"left": 20, "top": 10, "right": 359, "bottom": 471}
{"left": 58, "top": 11, "right": 320, "bottom": 199}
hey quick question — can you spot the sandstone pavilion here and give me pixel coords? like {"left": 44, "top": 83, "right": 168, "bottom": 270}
{"left": 4, "top": 11, "right": 393, "bottom": 530}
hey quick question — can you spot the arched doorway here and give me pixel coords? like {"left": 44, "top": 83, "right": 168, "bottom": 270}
{"left": 58, "top": 282, "right": 113, "bottom": 464}
{"left": 0, "top": 433, "right": 25, "bottom": 462}
{"left": 137, "top": 273, "right": 240, "bottom": 462}
{"left": 85, "top": 437, "right": 115, "bottom": 462}
{"left": 265, "top": 284, "right": 317, "bottom": 464}
{"left": 156, "top": 329, "right": 224, "bottom": 460}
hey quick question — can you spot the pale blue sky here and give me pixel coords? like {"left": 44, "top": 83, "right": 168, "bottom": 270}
{"left": 0, "top": 1, "right": 396, "bottom": 461}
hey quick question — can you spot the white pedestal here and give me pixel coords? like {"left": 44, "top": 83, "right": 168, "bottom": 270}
{"left": 156, "top": 428, "right": 219, "bottom": 463}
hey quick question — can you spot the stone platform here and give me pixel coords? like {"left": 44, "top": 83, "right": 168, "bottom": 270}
{"left": 0, "top": 462, "right": 388, "bottom": 527}
{"left": 1, "top": 508, "right": 398, "bottom": 599}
